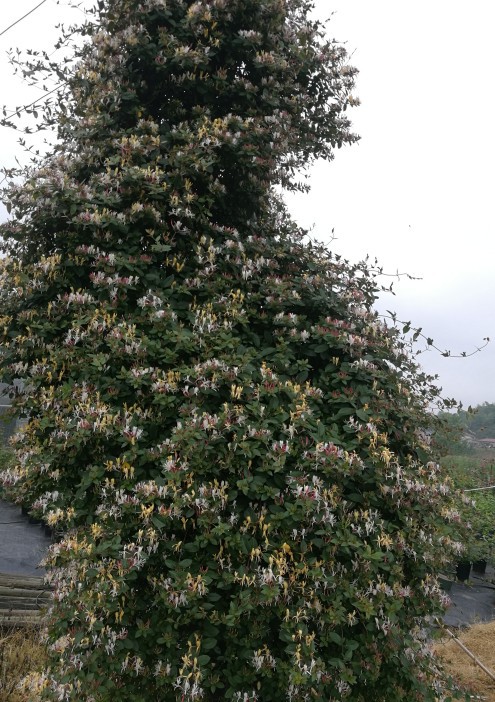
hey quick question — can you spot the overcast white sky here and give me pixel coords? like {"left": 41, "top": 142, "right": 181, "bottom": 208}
{"left": 0, "top": 0, "right": 493, "bottom": 408}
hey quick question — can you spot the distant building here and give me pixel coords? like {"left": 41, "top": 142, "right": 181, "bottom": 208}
{"left": 477, "top": 438, "right": 495, "bottom": 449}
{"left": 461, "top": 431, "right": 495, "bottom": 450}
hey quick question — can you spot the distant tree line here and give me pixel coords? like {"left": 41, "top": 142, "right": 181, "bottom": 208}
{"left": 435, "top": 403, "right": 495, "bottom": 455}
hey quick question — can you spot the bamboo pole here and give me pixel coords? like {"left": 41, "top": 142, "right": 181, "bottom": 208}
{"left": 464, "top": 485, "right": 495, "bottom": 492}
{"left": 0, "top": 573, "right": 47, "bottom": 590}
{"left": 0, "top": 610, "right": 43, "bottom": 626}
{"left": 0, "top": 585, "right": 51, "bottom": 599}
{"left": 435, "top": 618, "right": 495, "bottom": 684}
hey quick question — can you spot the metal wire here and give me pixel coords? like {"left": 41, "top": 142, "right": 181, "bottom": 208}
{"left": 0, "top": 0, "right": 48, "bottom": 38}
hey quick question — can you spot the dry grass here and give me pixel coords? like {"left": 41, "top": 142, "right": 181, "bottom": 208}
{"left": 434, "top": 620, "right": 495, "bottom": 701}
{"left": 0, "top": 626, "right": 47, "bottom": 702}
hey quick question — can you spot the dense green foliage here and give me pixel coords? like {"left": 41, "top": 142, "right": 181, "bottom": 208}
{"left": 0, "top": 445, "right": 13, "bottom": 496}
{"left": 0, "top": 1, "right": 467, "bottom": 700}
{"left": 441, "top": 454, "right": 495, "bottom": 563}
{"left": 435, "top": 403, "right": 495, "bottom": 455}
{"left": 463, "top": 403, "right": 495, "bottom": 437}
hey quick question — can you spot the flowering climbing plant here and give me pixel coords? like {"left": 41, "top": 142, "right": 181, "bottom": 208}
{"left": 0, "top": 1, "right": 468, "bottom": 700}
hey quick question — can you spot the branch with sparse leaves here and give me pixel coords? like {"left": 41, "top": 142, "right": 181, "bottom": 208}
{"left": 382, "top": 310, "right": 490, "bottom": 358}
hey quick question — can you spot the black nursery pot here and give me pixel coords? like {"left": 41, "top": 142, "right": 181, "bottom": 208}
{"left": 456, "top": 560, "right": 472, "bottom": 581}
{"left": 472, "top": 559, "right": 487, "bottom": 575}
{"left": 439, "top": 575, "right": 453, "bottom": 592}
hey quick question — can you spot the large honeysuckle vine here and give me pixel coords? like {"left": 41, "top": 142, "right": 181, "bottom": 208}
{"left": 0, "top": 1, "right": 467, "bottom": 701}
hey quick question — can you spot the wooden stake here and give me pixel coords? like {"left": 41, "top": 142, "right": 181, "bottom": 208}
{"left": 436, "top": 618, "right": 495, "bottom": 684}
